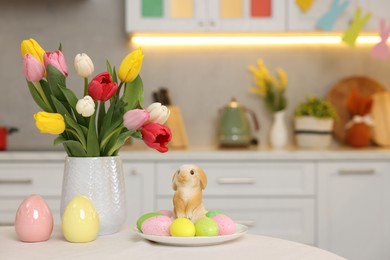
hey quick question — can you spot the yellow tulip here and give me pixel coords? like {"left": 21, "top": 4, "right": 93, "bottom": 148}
{"left": 34, "top": 112, "right": 65, "bottom": 135}
{"left": 118, "top": 48, "right": 144, "bottom": 83}
{"left": 21, "top": 38, "right": 45, "bottom": 64}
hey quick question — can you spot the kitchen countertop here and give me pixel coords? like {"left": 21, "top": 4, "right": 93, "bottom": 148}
{"left": 1, "top": 145, "right": 390, "bottom": 162}
{"left": 0, "top": 225, "right": 345, "bottom": 260}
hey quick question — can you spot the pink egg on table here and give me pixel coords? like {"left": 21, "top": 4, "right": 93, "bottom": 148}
{"left": 157, "top": 210, "right": 174, "bottom": 218}
{"left": 15, "top": 194, "right": 53, "bottom": 242}
{"left": 141, "top": 215, "right": 172, "bottom": 236}
{"left": 211, "top": 214, "right": 236, "bottom": 235}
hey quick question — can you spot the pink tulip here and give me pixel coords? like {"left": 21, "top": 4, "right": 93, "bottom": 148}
{"left": 44, "top": 50, "right": 68, "bottom": 76}
{"left": 141, "top": 122, "right": 172, "bottom": 153}
{"left": 123, "top": 109, "right": 150, "bottom": 130}
{"left": 88, "top": 72, "right": 118, "bottom": 102}
{"left": 22, "top": 54, "right": 44, "bottom": 82}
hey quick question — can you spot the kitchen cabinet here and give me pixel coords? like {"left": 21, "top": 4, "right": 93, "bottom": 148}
{"left": 125, "top": 0, "right": 286, "bottom": 32}
{"left": 155, "top": 161, "right": 316, "bottom": 244}
{"left": 317, "top": 161, "right": 390, "bottom": 260}
{"left": 287, "top": 0, "right": 390, "bottom": 32}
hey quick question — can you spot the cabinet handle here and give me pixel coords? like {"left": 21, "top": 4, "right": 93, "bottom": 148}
{"left": 338, "top": 169, "right": 376, "bottom": 175}
{"left": 0, "top": 179, "right": 32, "bottom": 185}
{"left": 0, "top": 222, "right": 14, "bottom": 226}
{"left": 235, "top": 220, "right": 256, "bottom": 227}
{"left": 218, "top": 178, "right": 256, "bottom": 184}
{"left": 198, "top": 21, "right": 204, "bottom": 27}
{"left": 130, "top": 169, "right": 139, "bottom": 176}
{"left": 209, "top": 21, "right": 215, "bottom": 27}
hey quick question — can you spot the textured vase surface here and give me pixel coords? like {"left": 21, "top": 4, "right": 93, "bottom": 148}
{"left": 270, "top": 110, "right": 288, "bottom": 149}
{"left": 60, "top": 156, "right": 126, "bottom": 235}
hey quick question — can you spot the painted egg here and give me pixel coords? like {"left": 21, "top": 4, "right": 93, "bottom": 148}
{"left": 62, "top": 195, "right": 99, "bottom": 243}
{"left": 136, "top": 212, "right": 163, "bottom": 231}
{"left": 195, "top": 217, "right": 219, "bottom": 236}
{"left": 211, "top": 214, "right": 236, "bottom": 235}
{"left": 205, "top": 210, "right": 225, "bottom": 218}
{"left": 169, "top": 218, "right": 196, "bottom": 237}
{"left": 157, "top": 209, "right": 174, "bottom": 218}
{"left": 15, "top": 194, "right": 53, "bottom": 242}
{"left": 141, "top": 215, "right": 172, "bottom": 236}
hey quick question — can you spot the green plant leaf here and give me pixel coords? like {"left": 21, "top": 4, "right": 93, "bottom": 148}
{"left": 99, "top": 101, "right": 116, "bottom": 141}
{"left": 58, "top": 85, "right": 87, "bottom": 127}
{"left": 106, "top": 59, "right": 113, "bottom": 77}
{"left": 106, "top": 130, "right": 135, "bottom": 156}
{"left": 100, "top": 124, "right": 123, "bottom": 150}
{"left": 112, "top": 66, "right": 118, "bottom": 84}
{"left": 46, "top": 64, "right": 66, "bottom": 101}
{"left": 97, "top": 102, "right": 106, "bottom": 133}
{"left": 123, "top": 75, "right": 144, "bottom": 111}
{"left": 64, "top": 115, "right": 87, "bottom": 149}
{"left": 39, "top": 79, "right": 55, "bottom": 110}
{"left": 53, "top": 135, "right": 67, "bottom": 146}
{"left": 86, "top": 111, "right": 100, "bottom": 156}
{"left": 27, "top": 81, "right": 52, "bottom": 112}
{"left": 51, "top": 95, "right": 72, "bottom": 119}
{"left": 62, "top": 140, "right": 87, "bottom": 157}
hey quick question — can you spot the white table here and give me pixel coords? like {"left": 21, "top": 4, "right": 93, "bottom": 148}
{"left": 0, "top": 226, "right": 345, "bottom": 260}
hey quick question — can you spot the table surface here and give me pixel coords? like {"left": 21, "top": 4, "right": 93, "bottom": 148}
{"left": 0, "top": 226, "right": 346, "bottom": 260}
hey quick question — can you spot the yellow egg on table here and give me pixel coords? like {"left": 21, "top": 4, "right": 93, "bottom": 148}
{"left": 62, "top": 195, "right": 99, "bottom": 243}
{"left": 169, "top": 218, "right": 195, "bottom": 237}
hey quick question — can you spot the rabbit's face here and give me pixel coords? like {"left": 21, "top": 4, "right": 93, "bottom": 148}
{"left": 172, "top": 164, "right": 207, "bottom": 191}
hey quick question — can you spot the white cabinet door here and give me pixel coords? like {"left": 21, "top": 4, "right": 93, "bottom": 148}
{"left": 123, "top": 162, "right": 155, "bottom": 226}
{"left": 126, "top": 0, "right": 207, "bottom": 32}
{"left": 317, "top": 162, "right": 390, "bottom": 260}
{"left": 288, "top": 0, "right": 389, "bottom": 32}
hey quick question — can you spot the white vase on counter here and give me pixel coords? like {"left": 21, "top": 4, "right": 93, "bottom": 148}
{"left": 60, "top": 156, "right": 126, "bottom": 235}
{"left": 269, "top": 110, "right": 288, "bottom": 149}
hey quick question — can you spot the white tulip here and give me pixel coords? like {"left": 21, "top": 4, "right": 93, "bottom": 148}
{"left": 147, "top": 102, "right": 170, "bottom": 124}
{"left": 74, "top": 53, "right": 94, "bottom": 78}
{"left": 76, "top": 96, "right": 95, "bottom": 117}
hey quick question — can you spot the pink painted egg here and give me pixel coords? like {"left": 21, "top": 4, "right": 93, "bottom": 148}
{"left": 141, "top": 215, "right": 172, "bottom": 236}
{"left": 211, "top": 214, "right": 236, "bottom": 235}
{"left": 15, "top": 194, "right": 53, "bottom": 242}
{"left": 157, "top": 209, "right": 174, "bottom": 218}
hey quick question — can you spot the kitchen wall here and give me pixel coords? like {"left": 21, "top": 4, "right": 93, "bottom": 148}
{"left": 1, "top": 0, "right": 390, "bottom": 150}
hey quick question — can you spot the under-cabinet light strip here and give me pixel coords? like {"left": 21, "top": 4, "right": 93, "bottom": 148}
{"left": 131, "top": 34, "right": 381, "bottom": 46}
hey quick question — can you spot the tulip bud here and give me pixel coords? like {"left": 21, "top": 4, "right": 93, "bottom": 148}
{"left": 21, "top": 38, "right": 45, "bottom": 64}
{"left": 22, "top": 54, "right": 45, "bottom": 82}
{"left": 147, "top": 103, "right": 170, "bottom": 124}
{"left": 141, "top": 122, "right": 171, "bottom": 153}
{"left": 34, "top": 112, "right": 65, "bottom": 135}
{"left": 118, "top": 48, "right": 144, "bottom": 83}
{"left": 74, "top": 53, "right": 94, "bottom": 78}
{"left": 88, "top": 72, "right": 118, "bottom": 102}
{"left": 76, "top": 96, "right": 95, "bottom": 117}
{"left": 44, "top": 50, "right": 68, "bottom": 77}
{"left": 123, "top": 109, "right": 150, "bottom": 130}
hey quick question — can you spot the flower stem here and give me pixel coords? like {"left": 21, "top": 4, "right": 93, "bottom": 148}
{"left": 84, "top": 78, "right": 88, "bottom": 96}
{"left": 35, "top": 81, "right": 53, "bottom": 112}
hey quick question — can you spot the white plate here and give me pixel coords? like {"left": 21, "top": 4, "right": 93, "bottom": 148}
{"left": 134, "top": 224, "right": 248, "bottom": 246}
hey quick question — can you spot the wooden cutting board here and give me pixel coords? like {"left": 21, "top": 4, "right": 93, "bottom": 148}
{"left": 326, "top": 76, "right": 385, "bottom": 144}
{"left": 165, "top": 105, "right": 189, "bottom": 149}
{"left": 371, "top": 91, "right": 390, "bottom": 146}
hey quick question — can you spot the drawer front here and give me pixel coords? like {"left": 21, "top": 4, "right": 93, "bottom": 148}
{"left": 0, "top": 197, "right": 61, "bottom": 226}
{"left": 0, "top": 163, "right": 63, "bottom": 197}
{"left": 156, "top": 162, "right": 315, "bottom": 196}
{"left": 157, "top": 198, "right": 315, "bottom": 245}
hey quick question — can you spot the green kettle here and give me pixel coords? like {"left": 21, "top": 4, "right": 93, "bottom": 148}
{"left": 218, "top": 98, "right": 259, "bottom": 147}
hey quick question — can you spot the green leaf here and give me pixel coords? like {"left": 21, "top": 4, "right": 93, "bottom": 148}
{"left": 106, "top": 130, "right": 135, "bottom": 156}
{"left": 99, "top": 101, "right": 116, "bottom": 141}
{"left": 58, "top": 43, "right": 62, "bottom": 51}
{"left": 46, "top": 64, "right": 66, "bottom": 101}
{"left": 112, "top": 66, "right": 118, "bottom": 84}
{"left": 86, "top": 112, "right": 100, "bottom": 156}
{"left": 51, "top": 95, "right": 72, "bottom": 118}
{"left": 97, "top": 102, "right": 106, "bottom": 133}
{"left": 106, "top": 59, "right": 113, "bottom": 76}
{"left": 100, "top": 124, "right": 123, "bottom": 150}
{"left": 64, "top": 115, "right": 87, "bottom": 149}
{"left": 27, "top": 81, "right": 52, "bottom": 112}
{"left": 39, "top": 80, "right": 55, "bottom": 110}
{"left": 53, "top": 135, "right": 67, "bottom": 146}
{"left": 123, "top": 75, "right": 144, "bottom": 111}
{"left": 62, "top": 140, "right": 87, "bottom": 157}
{"left": 58, "top": 85, "right": 87, "bottom": 127}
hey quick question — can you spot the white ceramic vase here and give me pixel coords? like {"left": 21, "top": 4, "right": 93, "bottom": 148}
{"left": 60, "top": 156, "right": 126, "bottom": 235}
{"left": 269, "top": 110, "right": 288, "bottom": 149}
{"left": 294, "top": 116, "right": 334, "bottom": 149}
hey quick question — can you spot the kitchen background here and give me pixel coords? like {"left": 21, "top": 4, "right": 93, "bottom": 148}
{"left": 1, "top": 0, "right": 390, "bottom": 150}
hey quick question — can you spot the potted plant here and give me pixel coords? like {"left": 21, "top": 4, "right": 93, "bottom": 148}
{"left": 294, "top": 97, "right": 337, "bottom": 149}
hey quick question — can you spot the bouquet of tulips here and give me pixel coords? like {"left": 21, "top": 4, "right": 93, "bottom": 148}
{"left": 248, "top": 59, "right": 288, "bottom": 112}
{"left": 21, "top": 38, "right": 172, "bottom": 156}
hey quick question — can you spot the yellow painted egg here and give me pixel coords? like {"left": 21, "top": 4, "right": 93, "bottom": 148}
{"left": 62, "top": 195, "right": 99, "bottom": 243}
{"left": 169, "top": 218, "right": 195, "bottom": 237}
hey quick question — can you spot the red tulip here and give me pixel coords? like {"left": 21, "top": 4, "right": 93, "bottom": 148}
{"left": 88, "top": 72, "right": 118, "bottom": 102}
{"left": 43, "top": 50, "right": 68, "bottom": 76}
{"left": 141, "top": 122, "right": 171, "bottom": 153}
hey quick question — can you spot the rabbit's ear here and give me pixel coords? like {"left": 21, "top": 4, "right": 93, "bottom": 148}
{"left": 172, "top": 171, "right": 178, "bottom": 191}
{"left": 198, "top": 168, "right": 208, "bottom": 190}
